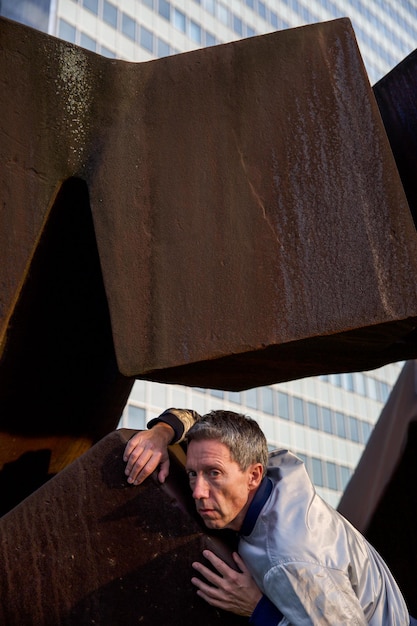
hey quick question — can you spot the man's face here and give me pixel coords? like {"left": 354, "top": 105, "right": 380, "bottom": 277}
{"left": 186, "top": 439, "right": 261, "bottom": 532}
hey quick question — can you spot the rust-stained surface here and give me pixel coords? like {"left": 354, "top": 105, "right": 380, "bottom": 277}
{"left": 0, "top": 429, "right": 247, "bottom": 625}
{"left": 338, "top": 360, "right": 417, "bottom": 615}
{"left": 2, "top": 16, "right": 417, "bottom": 397}
{"left": 2, "top": 16, "right": 417, "bottom": 619}
{"left": 373, "top": 48, "right": 417, "bottom": 230}
{"left": 2, "top": 17, "right": 417, "bottom": 490}
{"left": 0, "top": 175, "right": 134, "bottom": 480}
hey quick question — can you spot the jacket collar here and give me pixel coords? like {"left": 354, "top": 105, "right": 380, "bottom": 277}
{"left": 240, "top": 476, "right": 273, "bottom": 536}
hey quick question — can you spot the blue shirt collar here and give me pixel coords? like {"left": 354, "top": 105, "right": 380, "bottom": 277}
{"left": 240, "top": 476, "right": 273, "bottom": 536}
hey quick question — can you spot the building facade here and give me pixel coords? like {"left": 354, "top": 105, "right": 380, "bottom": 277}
{"left": 49, "top": 0, "right": 417, "bottom": 85}
{"left": 2, "top": 0, "right": 414, "bottom": 506}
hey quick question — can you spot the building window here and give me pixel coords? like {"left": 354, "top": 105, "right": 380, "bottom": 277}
{"left": 325, "top": 461, "right": 338, "bottom": 490}
{"left": 277, "top": 392, "right": 289, "bottom": 420}
{"left": 270, "top": 11, "right": 278, "bottom": 29}
{"left": 233, "top": 15, "right": 243, "bottom": 36}
{"left": 140, "top": 25, "right": 153, "bottom": 52}
{"left": 83, "top": 0, "right": 98, "bottom": 14}
{"left": 246, "top": 388, "right": 258, "bottom": 410}
{"left": 101, "top": 45, "right": 116, "bottom": 58}
{"left": 361, "top": 421, "right": 372, "bottom": 444}
{"left": 257, "top": 1, "right": 267, "bottom": 20}
{"left": 122, "top": 12, "right": 136, "bottom": 40}
{"left": 128, "top": 405, "right": 146, "bottom": 429}
{"left": 365, "top": 376, "right": 378, "bottom": 401}
{"left": 354, "top": 372, "right": 366, "bottom": 395}
{"left": 157, "top": 37, "right": 170, "bottom": 57}
{"left": 293, "top": 397, "right": 305, "bottom": 425}
{"left": 80, "top": 32, "right": 97, "bottom": 51}
{"left": 190, "top": 20, "right": 202, "bottom": 44}
{"left": 348, "top": 416, "right": 360, "bottom": 443}
{"left": 312, "top": 457, "right": 324, "bottom": 487}
{"left": 262, "top": 387, "right": 274, "bottom": 414}
{"left": 379, "top": 381, "right": 390, "bottom": 403}
{"left": 158, "top": 0, "right": 170, "bottom": 21}
{"left": 321, "top": 407, "right": 333, "bottom": 434}
{"left": 142, "top": 0, "right": 154, "bottom": 8}
{"left": 307, "top": 402, "right": 319, "bottom": 429}
{"left": 210, "top": 389, "right": 224, "bottom": 399}
{"left": 330, "top": 373, "right": 342, "bottom": 387}
{"left": 103, "top": 0, "right": 118, "bottom": 28}
{"left": 342, "top": 372, "right": 354, "bottom": 392}
{"left": 335, "top": 412, "right": 346, "bottom": 439}
{"left": 229, "top": 391, "right": 242, "bottom": 404}
{"left": 296, "top": 452, "right": 308, "bottom": 467}
{"left": 59, "top": 19, "right": 76, "bottom": 43}
{"left": 340, "top": 465, "right": 352, "bottom": 490}
{"left": 174, "top": 8, "right": 186, "bottom": 32}
{"left": 205, "top": 31, "right": 217, "bottom": 46}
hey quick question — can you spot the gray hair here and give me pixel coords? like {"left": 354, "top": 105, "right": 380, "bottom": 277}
{"left": 187, "top": 410, "right": 269, "bottom": 476}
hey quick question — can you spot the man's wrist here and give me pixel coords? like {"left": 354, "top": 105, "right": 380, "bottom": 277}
{"left": 147, "top": 409, "right": 184, "bottom": 443}
{"left": 151, "top": 421, "right": 176, "bottom": 443}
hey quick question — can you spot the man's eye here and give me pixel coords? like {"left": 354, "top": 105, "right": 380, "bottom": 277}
{"left": 187, "top": 471, "right": 196, "bottom": 479}
{"left": 210, "top": 470, "right": 221, "bottom": 478}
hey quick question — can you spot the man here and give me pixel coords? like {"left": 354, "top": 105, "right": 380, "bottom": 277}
{"left": 123, "top": 408, "right": 414, "bottom": 625}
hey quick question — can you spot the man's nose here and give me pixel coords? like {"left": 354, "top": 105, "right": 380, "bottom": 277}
{"left": 192, "top": 475, "right": 209, "bottom": 500}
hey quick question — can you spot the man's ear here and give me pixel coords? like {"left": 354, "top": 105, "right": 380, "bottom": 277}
{"left": 248, "top": 463, "right": 264, "bottom": 491}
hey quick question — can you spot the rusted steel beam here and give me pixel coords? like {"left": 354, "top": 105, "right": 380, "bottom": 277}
{"left": 373, "top": 48, "right": 417, "bottom": 230}
{"left": 2, "top": 17, "right": 417, "bottom": 399}
{"left": 338, "top": 360, "right": 417, "bottom": 615}
{"left": 0, "top": 429, "right": 247, "bottom": 625}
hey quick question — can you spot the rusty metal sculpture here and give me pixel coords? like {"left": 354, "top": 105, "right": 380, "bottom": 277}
{"left": 338, "top": 360, "right": 417, "bottom": 615}
{"left": 1, "top": 14, "right": 417, "bottom": 622}
{"left": 2, "top": 15, "right": 417, "bottom": 475}
{"left": 336, "top": 50, "right": 417, "bottom": 616}
{"left": 0, "top": 430, "right": 248, "bottom": 625}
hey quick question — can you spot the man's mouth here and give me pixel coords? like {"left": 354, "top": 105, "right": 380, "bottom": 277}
{"left": 198, "top": 508, "right": 216, "bottom": 517}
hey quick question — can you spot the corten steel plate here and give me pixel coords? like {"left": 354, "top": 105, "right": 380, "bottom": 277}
{"left": 338, "top": 360, "right": 417, "bottom": 615}
{"left": 0, "top": 429, "right": 248, "bottom": 625}
{"left": 373, "top": 48, "right": 417, "bottom": 230}
{"left": 2, "top": 17, "right": 417, "bottom": 397}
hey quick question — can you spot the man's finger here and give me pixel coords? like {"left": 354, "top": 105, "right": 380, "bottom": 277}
{"left": 123, "top": 435, "right": 144, "bottom": 463}
{"left": 191, "top": 576, "right": 224, "bottom": 598}
{"left": 124, "top": 444, "right": 145, "bottom": 471}
{"left": 191, "top": 561, "right": 224, "bottom": 586}
{"left": 194, "top": 588, "right": 228, "bottom": 610}
{"left": 125, "top": 447, "right": 149, "bottom": 476}
{"left": 127, "top": 450, "right": 156, "bottom": 484}
{"left": 132, "top": 460, "right": 158, "bottom": 485}
{"left": 201, "top": 549, "right": 237, "bottom": 577}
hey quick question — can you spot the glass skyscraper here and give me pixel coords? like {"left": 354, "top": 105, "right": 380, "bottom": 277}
{"left": 2, "top": 0, "right": 414, "bottom": 506}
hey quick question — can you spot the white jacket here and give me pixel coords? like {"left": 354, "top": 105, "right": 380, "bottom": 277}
{"left": 239, "top": 449, "right": 409, "bottom": 625}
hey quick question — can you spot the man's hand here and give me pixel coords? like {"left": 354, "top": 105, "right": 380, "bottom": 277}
{"left": 191, "top": 550, "right": 262, "bottom": 616}
{"left": 123, "top": 422, "right": 173, "bottom": 485}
